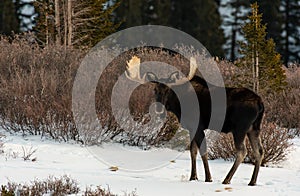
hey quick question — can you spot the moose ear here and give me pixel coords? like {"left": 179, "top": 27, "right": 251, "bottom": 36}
{"left": 168, "top": 71, "right": 180, "bottom": 83}
{"left": 146, "top": 72, "right": 159, "bottom": 82}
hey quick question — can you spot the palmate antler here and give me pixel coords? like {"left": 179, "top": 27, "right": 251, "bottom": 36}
{"left": 125, "top": 56, "right": 147, "bottom": 83}
{"left": 125, "top": 55, "right": 198, "bottom": 85}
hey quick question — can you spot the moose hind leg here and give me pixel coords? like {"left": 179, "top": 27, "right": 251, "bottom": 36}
{"left": 247, "top": 131, "right": 264, "bottom": 186}
{"left": 223, "top": 134, "right": 247, "bottom": 184}
{"left": 189, "top": 140, "right": 198, "bottom": 180}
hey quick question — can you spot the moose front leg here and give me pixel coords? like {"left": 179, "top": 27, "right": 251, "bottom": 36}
{"left": 189, "top": 140, "right": 198, "bottom": 180}
{"left": 201, "top": 153, "right": 212, "bottom": 182}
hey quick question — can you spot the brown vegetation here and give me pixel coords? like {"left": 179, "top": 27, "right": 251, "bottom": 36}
{"left": 0, "top": 175, "right": 136, "bottom": 196}
{"left": 0, "top": 34, "right": 299, "bottom": 165}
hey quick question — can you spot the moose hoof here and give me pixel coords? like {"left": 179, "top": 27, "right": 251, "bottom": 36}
{"left": 189, "top": 176, "right": 198, "bottom": 181}
{"left": 222, "top": 180, "right": 230, "bottom": 185}
{"left": 205, "top": 178, "right": 213, "bottom": 182}
{"left": 248, "top": 182, "right": 256, "bottom": 186}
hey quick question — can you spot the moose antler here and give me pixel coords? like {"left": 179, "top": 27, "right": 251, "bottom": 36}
{"left": 170, "top": 57, "right": 197, "bottom": 85}
{"left": 125, "top": 56, "right": 197, "bottom": 85}
{"left": 125, "top": 56, "right": 147, "bottom": 83}
{"left": 188, "top": 57, "right": 197, "bottom": 80}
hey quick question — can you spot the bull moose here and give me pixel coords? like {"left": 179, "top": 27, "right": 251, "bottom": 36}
{"left": 125, "top": 55, "right": 264, "bottom": 186}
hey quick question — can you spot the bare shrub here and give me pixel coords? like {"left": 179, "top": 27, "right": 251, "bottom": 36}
{"left": 0, "top": 176, "right": 137, "bottom": 196}
{"left": 0, "top": 34, "right": 83, "bottom": 141}
{"left": 84, "top": 186, "right": 116, "bottom": 196}
{"left": 208, "top": 121, "right": 293, "bottom": 165}
{"left": 260, "top": 64, "right": 300, "bottom": 136}
{"left": 216, "top": 60, "right": 252, "bottom": 88}
{"left": 0, "top": 35, "right": 192, "bottom": 147}
{"left": 1, "top": 175, "right": 80, "bottom": 196}
{"left": 264, "top": 90, "right": 300, "bottom": 135}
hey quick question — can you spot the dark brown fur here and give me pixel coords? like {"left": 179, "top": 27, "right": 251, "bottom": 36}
{"left": 151, "top": 75, "right": 264, "bottom": 186}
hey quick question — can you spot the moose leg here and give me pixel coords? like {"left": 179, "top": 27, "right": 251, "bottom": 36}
{"left": 247, "top": 131, "right": 264, "bottom": 186}
{"left": 222, "top": 133, "right": 247, "bottom": 184}
{"left": 198, "top": 134, "right": 212, "bottom": 182}
{"left": 189, "top": 140, "right": 198, "bottom": 180}
{"left": 201, "top": 153, "right": 213, "bottom": 182}
{"left": 191, "top": 129, "right": 212, "bottom": 182}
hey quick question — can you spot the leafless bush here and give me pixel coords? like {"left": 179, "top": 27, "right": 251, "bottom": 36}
{"left": 264, "top": 90, "right": 300, "bottom": 135}
{"left": 208, "top": 121, "right": 293, "bottom": 165}
{"left": 0, "top": 176, "right": 137, "bottom": 196}
{"left": 216, "top": 60, "right": 252, "bottom": 88}
{"left": 259, "top": 64, "right": 300, "bottom": 135}
{"left": 84, "top": 186, "right": 116, "bottom": 196}
{"left": 0, "top": 35, "right": 193, "bottom": 147}
{"left": 1, "top": 175, "right": 80, "bottom": 196}
{"left": 0, "top": 34, "right": 82, "bottom": 141}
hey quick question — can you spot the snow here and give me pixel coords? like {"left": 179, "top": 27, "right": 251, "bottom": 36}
{"left": 1, "top": 129, "right": 300, "bottom": 195}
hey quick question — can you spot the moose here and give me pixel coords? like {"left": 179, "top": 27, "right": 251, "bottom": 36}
{"left": 125, "top": 55, "right": 264, "bottom": 186}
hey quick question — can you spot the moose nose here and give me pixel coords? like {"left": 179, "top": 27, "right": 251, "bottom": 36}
{"left": 149, "top": 102, "right": 166, "bottom": 121}
{"left": 154, "top": 102, "right": 165, "bottom": 115}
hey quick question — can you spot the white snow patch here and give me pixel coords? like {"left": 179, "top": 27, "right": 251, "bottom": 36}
{"left": 1, "top": 129, "right": 300, "bottom": 195}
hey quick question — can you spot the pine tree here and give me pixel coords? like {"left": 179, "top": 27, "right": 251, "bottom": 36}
{"left": 115, "top": 0, "right": 143, "bottom": 29}
{"left": 222, "top": 0, "right": 250, "bottom": 61}
{"left": 280, "top": 0, "right": 300, "bottom": 65}
{"left": 14, "top": 0, "right": 35, "bottom": 31}
{"left": 170, "top": 0, "right": 225, "bottom": 57}
{"left": 143, "top": 0, "right": 172, "bottom": 26}
{"left": 115, "top": 0, "right": 225, "bottom": 57}
{"left": 238, "top": 2, "right": 286, "bottom": 93}
{"left": 0, "top": 0, "right": 20, "bottom": 35}
{"left": 254, "top": 0, "right": 283, "bottom": 49}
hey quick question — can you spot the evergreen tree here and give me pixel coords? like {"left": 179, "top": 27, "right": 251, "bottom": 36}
{"left": 115, "top": 0, "right": 225, "bottom": 57}
{"left": 280, "top": 0, "right": 300, "bottom": 65}
{"left": 254, "top": 0, "right": 283, "bottom": 49}
{"left": 14, "top": 0, "right": 35, "bottom": 31}
{"left": 143, "top": 0, "right": 172, "bottom": 26}
{"left": 170, "top": 0, "right": 225, "bottom": 57}
{"left": 115, "top": 0, "right": 143, "bottom": 29}
{"left": 238, "top": 2, "right": 286, "bottom": 93}
{"left": 0, "top": 0, "right": 20, "bottom": 35}
{"left": 222, "top": 0, "right": 250, "bottom": 61}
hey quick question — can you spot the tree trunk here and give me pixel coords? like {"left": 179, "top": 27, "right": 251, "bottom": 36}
{"left": 55, "top": 0, "right": 61, "bottom": 45}
{"left": 255, "top": 49, "right": 259, "bottom": 93}
{"left": 67, "top": 0, "right": 72, "bottom": 46}
{"left": 63, "top": 0, "right": 67, "bottom": 48}
{"left": 230, "top": 6, "right": 238, "bottom": 62}
{"left": 45, "top": 12, "right": 49, "bottom": 45}
{"left": 284, "top": 0, "right": 290, "bottom": 66}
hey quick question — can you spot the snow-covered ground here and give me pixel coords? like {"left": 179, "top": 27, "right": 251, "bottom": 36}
{"left": 1, "top": 129, "right": 300, "bottom": 196}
